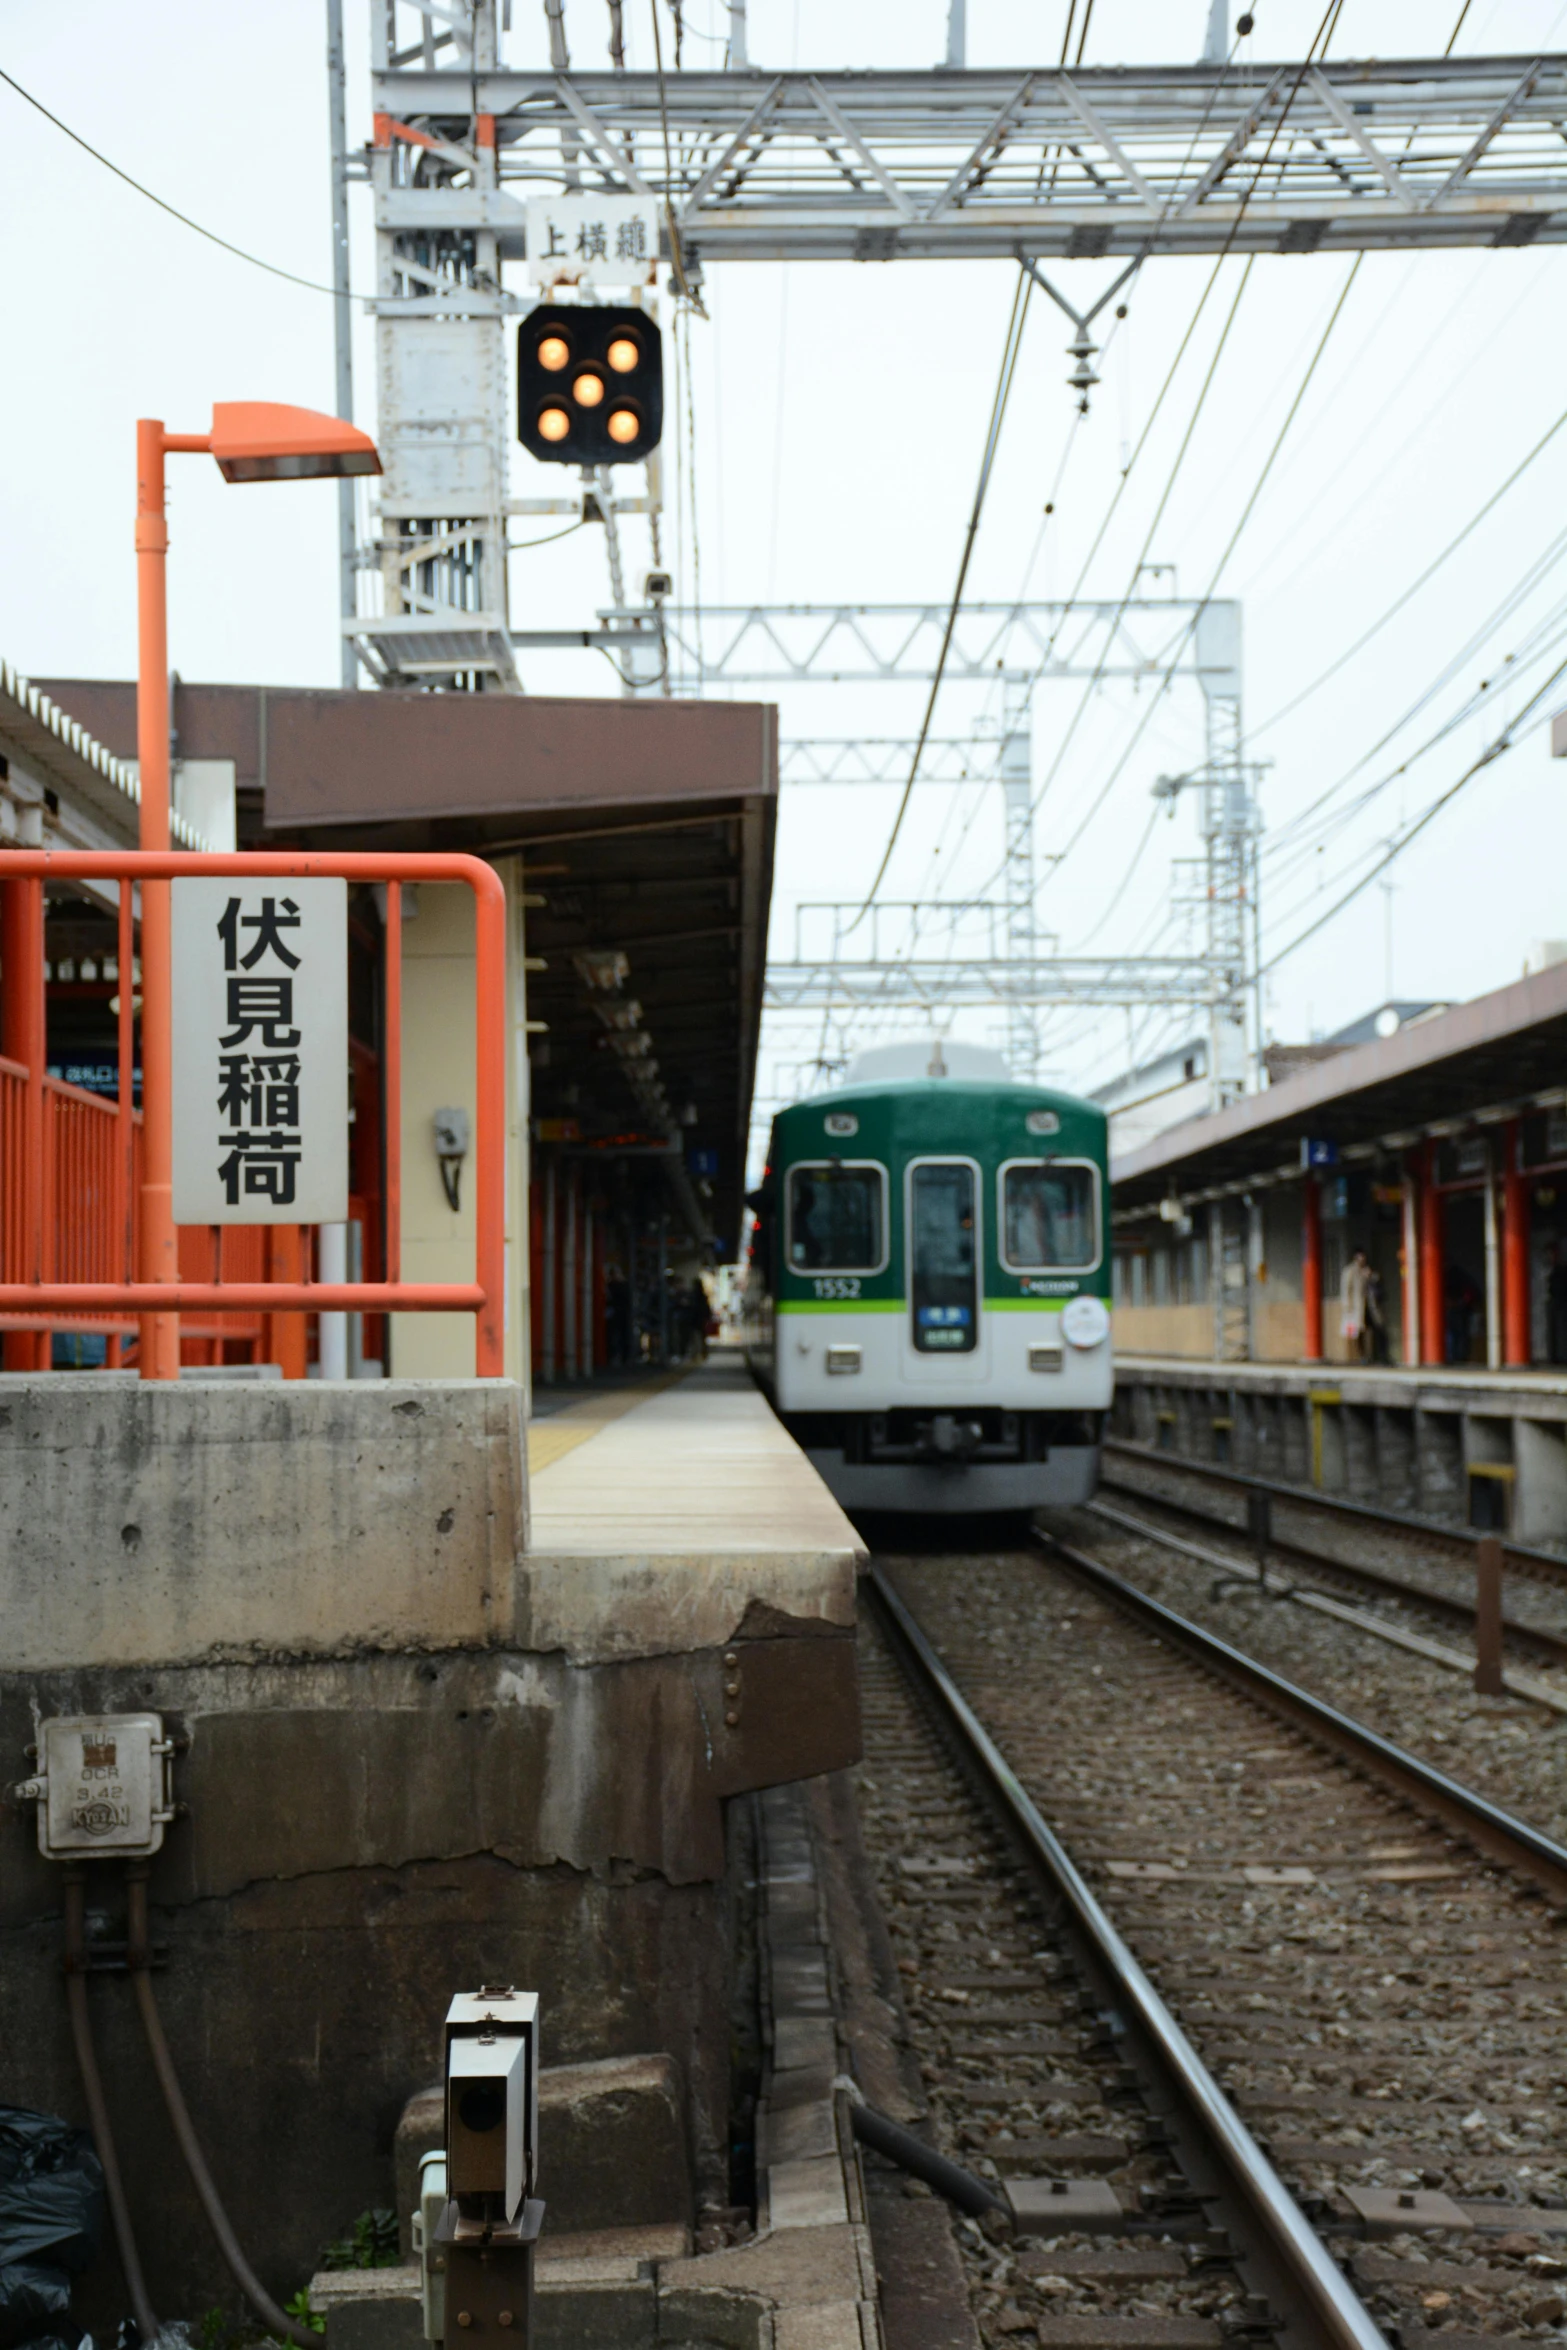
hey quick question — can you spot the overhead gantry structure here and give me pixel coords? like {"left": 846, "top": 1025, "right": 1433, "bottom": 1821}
{"left": 345, "top": 20, "right": 1567, "bottom": 696}
{"left": 374, "top": 51, "right": 1567, "bottom": 267}
{"left": 341, "top": 9, "right": 1566, "bottom": 1093}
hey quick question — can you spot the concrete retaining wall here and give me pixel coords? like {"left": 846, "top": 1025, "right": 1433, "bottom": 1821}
{"left": 1113, "top": 1355, "right": 1567, "bottom": 1546}
{"left": 0, "top": 1374, "right": 526, "bottom": 1667}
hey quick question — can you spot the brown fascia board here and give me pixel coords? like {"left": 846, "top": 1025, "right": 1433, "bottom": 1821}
{"left": 261, "top": 688, "right": 775, "bottom": 826}
{"left": 1112, "top": 957, "right": 1567, "bottom": 1195}
{"left": 35, "top": 682, "right": 779, "bottom": 825}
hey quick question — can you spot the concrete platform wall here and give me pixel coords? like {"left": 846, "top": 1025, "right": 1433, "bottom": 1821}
{"left": 0, "top": 1364, "right": 864, "bottom": 2321}
{"left": 1112, "top": 1354, "right": 1567, "bottom": 1545}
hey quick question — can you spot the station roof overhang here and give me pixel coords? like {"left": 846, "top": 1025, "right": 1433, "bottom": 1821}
{"left": 1112, "top": 959, "right": 1567, "bottom": 1220}
{"left": 38, "top": 679, "right": 777, "bottom": 1259}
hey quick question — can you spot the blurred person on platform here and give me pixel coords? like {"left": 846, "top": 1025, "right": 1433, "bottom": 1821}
{"left": 1340, "top": 1247, "right": 1372, "bottom": 1362}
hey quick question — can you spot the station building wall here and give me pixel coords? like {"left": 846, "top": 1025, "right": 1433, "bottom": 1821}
{"left": 391, "top": 861, "right": 532, "bottom": 1387}
{"left": 1113, "top": 1178, "right": 1419, "bottom": 1363}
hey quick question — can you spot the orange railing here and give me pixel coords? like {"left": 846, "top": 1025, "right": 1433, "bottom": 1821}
{"left": 0, "top": 850, "right": 507, "bottom": 1376}
{"left": 2, "top": 1060, "right": 138, "bottom": 1307}
{"left": 0, "top": 1062, "right": 278, "bottom": 1361}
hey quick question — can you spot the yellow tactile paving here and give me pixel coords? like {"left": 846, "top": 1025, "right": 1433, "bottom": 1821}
{"left": 526, "top": 1370, "right": 690, "bottom": 1474}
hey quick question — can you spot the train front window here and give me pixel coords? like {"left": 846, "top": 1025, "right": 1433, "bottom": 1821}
{"left": 787, "top": 1163, "right": 885, "bottom": 1271}
{"left": 1002, "top": 1162, "right": 1098, "bottom": 1271}
{"left": 910, "top": 1161, "right": 978, "bottom": 1353}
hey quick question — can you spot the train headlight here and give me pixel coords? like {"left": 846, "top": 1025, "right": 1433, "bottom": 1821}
{"left": 1061, "top": 1296, "right": 1110, "bottom": 1348}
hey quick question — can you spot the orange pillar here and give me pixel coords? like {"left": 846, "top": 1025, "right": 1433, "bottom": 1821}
{"left": 1419, "top": 1141, "right": 1445, "bottom": 1366}
{"left": 135, "top": 419, "right": 181, "bottom": 1378}
{"left": 1502, "top": 1117, "right": 1530, "bottom": 1366}
{"left": 1, "top": 877, "right": 48, "bottom": 1370}
{"left": 265, "top": 1225, "right": 309, "bottom": 1377}
{"left": 1302, "top": 1175, "right": 1323, "bottom": 1362}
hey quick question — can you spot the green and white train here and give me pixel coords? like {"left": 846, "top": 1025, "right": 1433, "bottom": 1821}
{"left": 742, "top": 1042, "right": 1111, "bottom": 1513}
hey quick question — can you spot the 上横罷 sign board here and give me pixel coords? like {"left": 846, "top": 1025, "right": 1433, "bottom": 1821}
{"left": 171, "top": 877, "right": 348, "bottom": 1223}
{"left": 525, "top": 194, "right": 660, "bottom": 289}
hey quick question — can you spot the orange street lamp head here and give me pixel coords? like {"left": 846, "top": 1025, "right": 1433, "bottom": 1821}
{"left": 208, "top": 401, "right": 382, "bottom": 484}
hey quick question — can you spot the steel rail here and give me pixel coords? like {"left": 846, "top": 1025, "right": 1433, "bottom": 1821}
{"left": 1039, "top": 1532, "right": 1567, "bottom": 1906}
{"left": 1104, "top": 1435, "right": 1567, "bottom": 1585}
{"left": 1098, "top": 1463, "right": 1567, "bottom": 1663}
{"left": 868, "top": 1561, "right": 1391, "bottom": 2350}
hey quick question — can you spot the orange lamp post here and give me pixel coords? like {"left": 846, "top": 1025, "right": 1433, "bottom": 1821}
{"left": 135, "top": 403, "right": 380, "bottom": 1378}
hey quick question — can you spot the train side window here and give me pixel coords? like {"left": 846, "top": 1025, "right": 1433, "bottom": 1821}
{"left": 910, "top": 1160, "right": 979, "bottom": 1353}
{"left": 1000, "top": 1160, "right": 1099, "bottom": 1271}
{"left": 786, "top": 1162, "right": 887, "bottom": 1272}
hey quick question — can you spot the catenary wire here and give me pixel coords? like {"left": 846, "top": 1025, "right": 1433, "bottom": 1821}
{"left": 0, "top": 64, "right": 367, "bottom": 298}
{"left": 1264, "top": 535, "right": 1567, "bottom": 872}
{"left": 843, "top": 265, "right": 1035, "bottom": 924}
{"left": 993, "top": 249, "right": 1366, "bottom": 903}
{"left": 1263, "top": 599, "right": 1567, "bottom": 920}
{"left": 1252, "top": 387, "right": 1567, "bottom": 743}
{"left": 1003, "top": 0, "right": 1345, "bottom": 840}
{"left": 837, "top": 3, "right": 1245, "bottom": 945}
{"left": 1259, "top": 650, "right": 1567, "bottom": 979}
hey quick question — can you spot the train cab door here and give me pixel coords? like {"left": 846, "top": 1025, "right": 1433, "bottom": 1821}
{"left": 901, "top": 1156, "right": 989, "bottom": 1383}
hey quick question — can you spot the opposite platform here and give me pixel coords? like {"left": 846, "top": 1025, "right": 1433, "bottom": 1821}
{"left": 520, "top": 1352, "right": 867, "bottom": 1665}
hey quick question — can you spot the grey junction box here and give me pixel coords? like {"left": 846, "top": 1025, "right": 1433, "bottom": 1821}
{"left": 15, "top": 1713, "right": 176, "bottom": 1859}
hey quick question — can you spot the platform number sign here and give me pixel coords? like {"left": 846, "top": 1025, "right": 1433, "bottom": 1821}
{"left": 171, "top": 878, "right": 348, "bottom": 1224}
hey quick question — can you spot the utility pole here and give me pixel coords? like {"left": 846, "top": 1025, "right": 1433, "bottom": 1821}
{"left": 326, "top": 0, "right": 357, "bottom": 688}
{"left": 355, "top": 0, "right": 518, "bottom": 689}
{"left": 999, "top": 688, "right": 1038, "bottom": 1080}
{"left": 1196, "top": 602, "right": 1256, "bottom": 1110}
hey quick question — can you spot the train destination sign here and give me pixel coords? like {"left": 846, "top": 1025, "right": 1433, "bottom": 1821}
{"left": 171, "top": 877, "right": 349, "bottom": 1224}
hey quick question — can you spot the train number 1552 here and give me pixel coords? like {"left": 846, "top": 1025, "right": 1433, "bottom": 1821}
{"left": 812, "top": 1276, "right": 862, "bottom": 1300}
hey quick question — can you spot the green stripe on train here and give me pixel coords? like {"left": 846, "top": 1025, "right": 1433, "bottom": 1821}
{"left": 775, "top": 1298, "right": 904, "bottom": 1313}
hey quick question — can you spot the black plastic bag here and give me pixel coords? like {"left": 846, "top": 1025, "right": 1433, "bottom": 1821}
{"left": 0, "top": 2110, "right": 105, "bottom": 2273}
{"left": 0, "top": 2264, "right": 72, "bottom": 2350}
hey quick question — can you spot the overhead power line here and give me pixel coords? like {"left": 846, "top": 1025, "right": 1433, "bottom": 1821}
{"left": 0, "top": 64, "right": 358, "bottom": 298}
{"left": 845, "top": 264, "right": 1035, "bottom": 923}
{"left": 1028, "top": 252, "right": 1367, "bottom": 891}
{"left": 1260, "top": 648, "right": 1567, "bottom": 979}
{"left": 1252, "top": 392, "right": 1567, "bottom": 743}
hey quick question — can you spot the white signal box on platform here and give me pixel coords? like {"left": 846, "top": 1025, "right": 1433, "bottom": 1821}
{"left": 525, "top": 194, "right": 660, "bottom": 289}
{"left": 171, "top": 876, "right": 348, "bottom": 1224}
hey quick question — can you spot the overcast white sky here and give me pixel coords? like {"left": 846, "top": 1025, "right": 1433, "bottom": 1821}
{"left": 3, "top": 0, "right": 1566, "bottom": 1150}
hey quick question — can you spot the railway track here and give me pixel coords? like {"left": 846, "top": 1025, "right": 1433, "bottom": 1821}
{"left": 1099, "top": 1445, "right": 1567, "bottom": 1680}
{"left": 1104, "top": 1438, "right": 1567, "bottom": 1603}
{"left": 857, "top": 1540, "right": 1567, "bottom": 2350}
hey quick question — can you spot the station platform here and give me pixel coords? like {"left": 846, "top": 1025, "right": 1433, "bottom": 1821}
{"left": 1113, "top": 1352, "right": 1567, "bottom": 1543}
{"left": 522, "top": 1351, "right": 866, "bottom": 1665}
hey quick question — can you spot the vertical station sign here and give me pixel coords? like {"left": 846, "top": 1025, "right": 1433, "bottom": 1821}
{"left": 171, "top": 878, "right": 348, "bottom": 1223}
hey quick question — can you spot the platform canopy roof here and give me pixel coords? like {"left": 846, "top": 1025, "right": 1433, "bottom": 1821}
{"left": 0, "top": 660, "right": 216, "bottom": 861}
{"left": 40, "top": 679, "right": 776, "bottom": 1258}
{"left": 1113, "top": 960, "right": 1567, "bottom": 1216}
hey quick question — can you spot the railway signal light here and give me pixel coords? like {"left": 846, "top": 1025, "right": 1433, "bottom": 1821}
{"left": 518, "top": 305, "right": 663, "bottom": 466}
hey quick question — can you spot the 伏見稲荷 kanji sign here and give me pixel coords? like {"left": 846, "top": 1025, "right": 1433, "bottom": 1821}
{"left": 171, "top": 877, "right": 349, "bottom": 1223}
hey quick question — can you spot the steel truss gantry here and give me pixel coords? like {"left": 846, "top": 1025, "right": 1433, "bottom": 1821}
{"left": 591, "top": 598, "right": 1236, "bottom": 689}
{"left": 346, "top": 18, "right": 1567, "bottom": 691}
{"left": 781, "top": 739, "right": 1002, "bottom": 784}
{"left": 371, "top": 54, "right": 1567, "bottom": 266}
{"left": 764, "top": 956, "right": 1223, "bottom": 1012}
{"left": 640, "top": 597, "right": 1247, "bottom": 1097}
